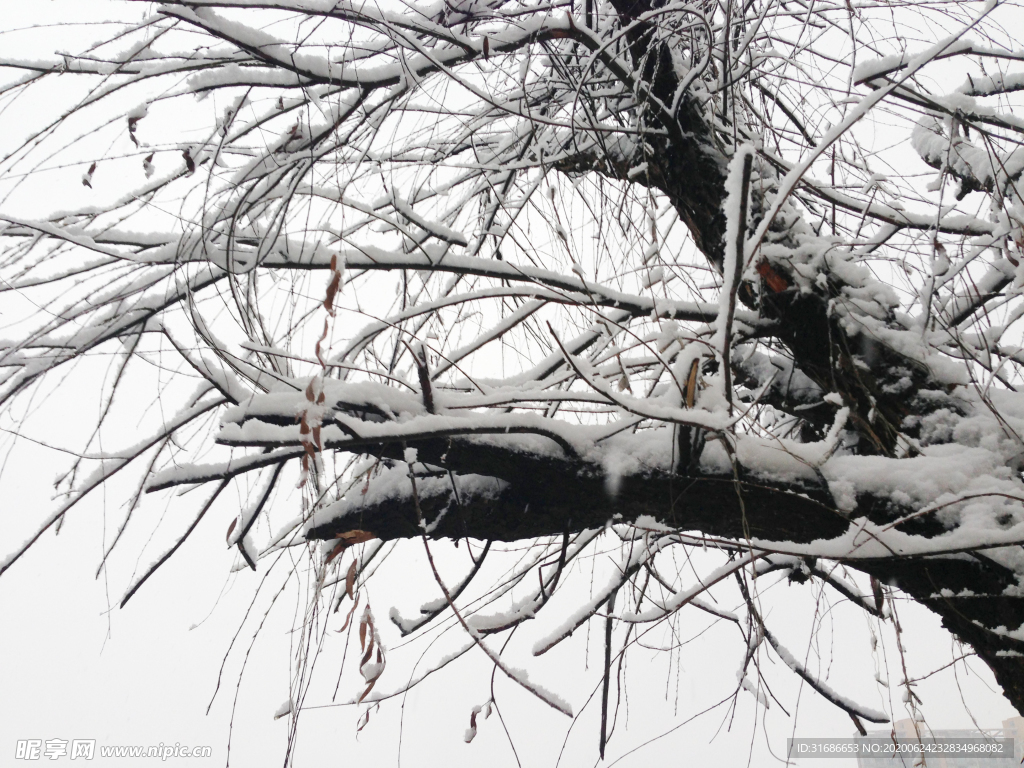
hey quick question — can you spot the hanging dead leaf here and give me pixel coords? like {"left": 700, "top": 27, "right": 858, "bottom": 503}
{"left": 337, "top": 592, "right": 360, "bottom": 627}
{"left": 358, "top": 672, "right": 382, "bottom": 702}
{"left": 345, "top": 559, "right": 357, "bottom": 599}
{"left": 335, "top": 529, "right": 376, "bottom": 546}
{"left": 323, "top": 270, "right": 341, "bottom": 314}
{"left": 325, "top": 540, "right": 346, "bottom": 565}
{"left": 314, "top": 317, "right": 330, "bottom": 367}
{"left": 464, "top": 700, "right": 491, "bottom": 742}
{"left": 358, "top": 681, "right": 376, "bottom": 703}
{"left": 182, "top": 148, "right": 195, "bottom": 175}
{"left": 226, "top": 517, "right": 237, "bottom": 544}
{"left": 356, "top": 704, "right": 377, "bottom": 733}
{"left": 359, "top": 605, "right": 370, "bottom": 650}
{"left": 358, "top": 645, "right": 385, "bottom": 703}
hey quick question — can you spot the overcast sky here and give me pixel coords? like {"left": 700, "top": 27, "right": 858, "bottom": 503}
{"left": 1, "top": 2, "right": 1022, "bottom": 767}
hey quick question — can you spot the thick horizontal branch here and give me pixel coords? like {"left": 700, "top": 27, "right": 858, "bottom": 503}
{"left": 301, "top": 434, "right": 1024, "bottom": 714}
{"left": 305, "top": 441, "right": 846, "bottom": 544}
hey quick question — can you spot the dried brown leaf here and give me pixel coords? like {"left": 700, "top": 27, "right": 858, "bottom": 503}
{"left": 358, "top": 679, "right": 377, "bottom": 703}
{"left": 345, "top": 560, "right": 357, "bottom": 599}
{"left": 325, "top": 540, "right": 346, "bottom": 565}
{"left": 324, "top": 271, "right": 341, "bottom": 315}
{"left": 335, "top": 529, "right": 376, "bottom": 546}
{"left": 337, "top": 592, "right": 360, "bottom": 627}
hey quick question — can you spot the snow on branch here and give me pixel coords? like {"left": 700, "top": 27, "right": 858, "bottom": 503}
{"left": 6, "top": 0, "right": 1024, "bottom": 750}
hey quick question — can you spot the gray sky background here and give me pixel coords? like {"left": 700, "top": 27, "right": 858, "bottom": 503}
{"left": 1, "top": 2, "right": 1021, "bottom": 766}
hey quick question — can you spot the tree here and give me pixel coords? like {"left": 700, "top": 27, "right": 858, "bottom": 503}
{"left": 2, "top": 0, "right": 1024, "bottom": 760}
